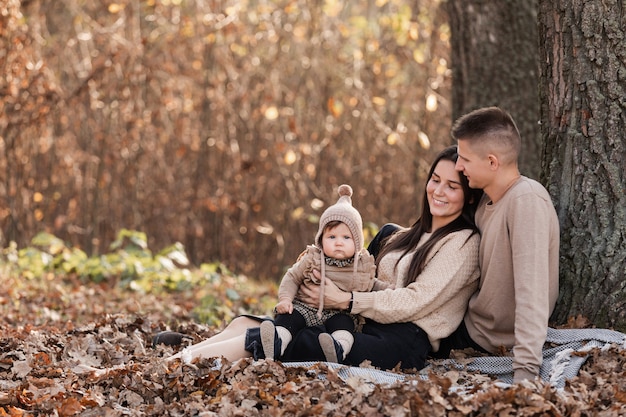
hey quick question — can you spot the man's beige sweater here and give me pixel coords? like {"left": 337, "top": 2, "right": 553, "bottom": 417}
{"left": 464, "top": 176, "right": 559, "bottom": 382}
{"left": 351, "top": 229, "right": 480, "bottom": 351}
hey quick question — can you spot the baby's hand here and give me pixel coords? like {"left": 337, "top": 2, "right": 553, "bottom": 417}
{"left": 275, "top": 300, "right": 293, "bottom": 314}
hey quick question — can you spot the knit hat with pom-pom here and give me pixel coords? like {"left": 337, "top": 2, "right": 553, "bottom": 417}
{"left": 313, "top": 184, "right": 364, "bottom": 318}
{"left": 315, "top": 184, "right": 364, "bottom": 252}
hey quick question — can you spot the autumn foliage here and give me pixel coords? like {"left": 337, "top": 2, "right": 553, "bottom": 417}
{"left": 2, "top": 267, "right": 626, "bottom": 415}
{"left": 1, "top": 0, "right": 454, "bottom": 280}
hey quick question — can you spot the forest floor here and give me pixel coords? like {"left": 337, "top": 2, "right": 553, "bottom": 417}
{"left": 1, "top": 274, "right": 626, "bottom": 416}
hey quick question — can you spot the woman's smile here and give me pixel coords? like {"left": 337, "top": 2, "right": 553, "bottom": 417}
{"left": 426, "top": 160, "right": 465, "bottom": 230}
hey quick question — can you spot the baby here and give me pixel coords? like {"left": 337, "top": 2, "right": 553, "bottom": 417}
{"left": 260, "top": 184, "right": 390, "bottom": 362}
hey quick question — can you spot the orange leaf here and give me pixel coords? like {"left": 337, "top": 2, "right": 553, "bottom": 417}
{"left": 58, "top": 398, "right": 84, "bottom": 417}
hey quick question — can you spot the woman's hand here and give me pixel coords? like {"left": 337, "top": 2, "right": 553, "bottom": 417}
{"left": 298, "top": 269, "right": 352, "bottom": 310}
{"left": 319, "top": 277, "right": 352, "bottom": 310}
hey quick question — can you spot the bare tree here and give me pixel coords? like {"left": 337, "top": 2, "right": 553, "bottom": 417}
{"left": 8, "top": 1, "right": 452, "bottom": 280}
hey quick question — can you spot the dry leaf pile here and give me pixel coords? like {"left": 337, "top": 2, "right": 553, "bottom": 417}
{"left": 1, "top": 275, "right": 626, "bottom": 416}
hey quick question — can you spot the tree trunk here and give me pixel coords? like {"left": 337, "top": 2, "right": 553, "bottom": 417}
{"left": 446, "top": 0, "right": 542, "bottom": 178}
{"left": 539, "top": 0, "right": 626, "bottom": 330}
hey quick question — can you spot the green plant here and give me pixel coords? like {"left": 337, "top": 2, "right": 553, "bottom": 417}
{"left": 0, "top": 229, "right": 277, "bottom": 326}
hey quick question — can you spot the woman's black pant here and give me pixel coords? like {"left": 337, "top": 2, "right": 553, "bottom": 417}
{"left": 282, "top": 319, "right": 431, "bottom": 371}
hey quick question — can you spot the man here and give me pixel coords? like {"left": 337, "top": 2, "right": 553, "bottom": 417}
{"left": 440, "top": 106, "right": 560, "bottom": 383}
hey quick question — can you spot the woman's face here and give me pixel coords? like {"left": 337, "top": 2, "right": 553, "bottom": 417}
{"left": 426, "top": 159, "right": 466, "bottom": 230}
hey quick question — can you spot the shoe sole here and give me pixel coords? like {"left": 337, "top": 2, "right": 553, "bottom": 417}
{"left": 152, "top": 331, "right": 192, "bottom": 347}
{"left": 260, "top": 321, "right": 276, "bottom": 360}
{"left": 319, "top": 333, "right": 339, "bottom": 363}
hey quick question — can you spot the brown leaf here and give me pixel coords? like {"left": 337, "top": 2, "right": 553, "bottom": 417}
{"left": 58, "top": 398, "right": 84, "bottom": 417}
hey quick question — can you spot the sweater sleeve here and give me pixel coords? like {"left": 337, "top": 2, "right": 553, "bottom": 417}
{"left": 359, "top": 250, "right": 378, "bottom": 291}
{"left": 277, "top": 247, "right": 316, "bottom": 302}
{"left": 351, "top": 231, "right": 479, "bottom": 325}
{"left": 371, "top": 279, "right": 394, "bottom": 291}
{"left": 509, "top": 193, "right": 557, "bottom": 382}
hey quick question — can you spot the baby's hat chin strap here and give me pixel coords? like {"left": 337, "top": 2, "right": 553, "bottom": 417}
{"left": 317, "top": 250, "right": 325, "bottom": 318}
{"left": 317, "top": 251, "right": 359, "bottom": 319}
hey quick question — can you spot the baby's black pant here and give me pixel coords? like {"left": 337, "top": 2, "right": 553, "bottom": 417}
{"left": 275, "top": 311, "right": 354, "bottom": 338}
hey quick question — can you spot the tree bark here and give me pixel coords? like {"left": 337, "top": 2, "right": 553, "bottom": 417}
{"left": 446, "top": 0, "right": 542, "bottom": 178}
{"left": 539, "top": 0, "right": 626, "bottom": 329}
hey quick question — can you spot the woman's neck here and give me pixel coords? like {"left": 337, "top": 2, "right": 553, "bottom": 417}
{"left": 431, "top": 216, "right": 458, "bottom": 232}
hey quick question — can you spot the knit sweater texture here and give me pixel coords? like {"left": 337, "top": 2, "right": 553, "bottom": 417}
{"left": 278, "top": 245, "right": 382, "bottom": 308}
{"left": 464, "top": 176, "right": 560, "bottom": 382}
{"left": 351, "top": 228, "right": 480, "bottom": 352}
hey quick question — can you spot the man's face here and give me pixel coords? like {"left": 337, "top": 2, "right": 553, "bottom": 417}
{"left": 455, "top": 139, "right": 490, "bottom": 189}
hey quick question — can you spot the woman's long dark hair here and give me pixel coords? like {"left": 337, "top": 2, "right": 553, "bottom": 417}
{"left": 376, "top": 145, "right": 482, "bottom": 287}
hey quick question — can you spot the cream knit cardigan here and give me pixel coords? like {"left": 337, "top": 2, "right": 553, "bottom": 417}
{"left": 351, "top": 228, "right": 480, "bottom": 351}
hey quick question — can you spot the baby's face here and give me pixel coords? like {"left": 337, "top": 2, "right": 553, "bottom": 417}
{"left": 321, "top": 223, "right": 356, "bottom": 260}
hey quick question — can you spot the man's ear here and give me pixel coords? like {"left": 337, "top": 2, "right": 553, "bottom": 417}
{"left": 487, "top": 154, "right": 499, "bottom": 170}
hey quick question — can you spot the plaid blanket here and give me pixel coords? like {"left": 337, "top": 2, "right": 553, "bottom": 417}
{"left": 283, "top": 327, "right": 626, "bottom": 389}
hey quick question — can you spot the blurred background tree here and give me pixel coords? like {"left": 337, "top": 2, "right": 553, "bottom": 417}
{"left": 3, "top": 0, "right": 626, "bottom": 331}
{"left": 2, "top": 0, "right": 453, "bottom": 280}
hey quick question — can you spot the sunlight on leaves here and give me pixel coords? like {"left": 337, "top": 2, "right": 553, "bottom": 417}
{"left": 0, "top": 229, "right": 277, "bottom": 326}
{"left": 323, "top": 0, "right": 343, "bottom": 17}
{"left": 229, "top": 43, "right": 248, "bottom": 56}
{"left": 290, "top": 206, "right": 305, "bottom": 220}
{"left": 31, "top": 232, "right": 66, "bottom": 255}
{"left": 108, "top": 3, "right": 125, "bottom": 14}
{"left": 413, "top": 49, "right": 426, "bottom": 64}
{"left": 110, "top": 229, "right": 149, "bottom": 252}
{"left": 417, "top": 131, "right": 431, "bottom": 149}
{"left": 284, "top": 149, "right": 297, "bottom": 165}
{"left": 158, "top": 242, "right": 190, "bottom": 267}
{"left": 310, "top": 198, "right": 324, "bottom": 210}
{"left": 387, "top": 132, "right": 400, "bottom": 145}
{"left": 327, "top": 97, "right": 344, "bottom": 118}
{"left": 426, "top": 93, "right": 438, "bottom": 111}
{"left": 264, "top": 106, "right": 279, "bottom": 120}
{"left": 372, "top": 96, "right": 386, "bottom": 106}
{"left": 255, "top": 223, "right": 274, "bottom": 235}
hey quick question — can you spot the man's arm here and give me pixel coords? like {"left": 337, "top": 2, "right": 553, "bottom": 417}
{"left": 510, "top": 192, "right": 558, "bottom": 382}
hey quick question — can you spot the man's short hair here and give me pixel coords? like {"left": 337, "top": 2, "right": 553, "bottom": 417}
{"left": 451, "top": 107, "right": 521, "bottom": 165}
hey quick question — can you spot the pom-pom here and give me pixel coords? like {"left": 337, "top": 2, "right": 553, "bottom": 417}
{"left": 338, "top": 184, "right": 353, "bottom": 197}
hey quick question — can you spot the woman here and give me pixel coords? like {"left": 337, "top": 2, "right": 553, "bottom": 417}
{"left": 162, "top": 145, "right": 481, "bottom": 370}
{"left": 280, "top": 145, "right": 482, "bottom": 369}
